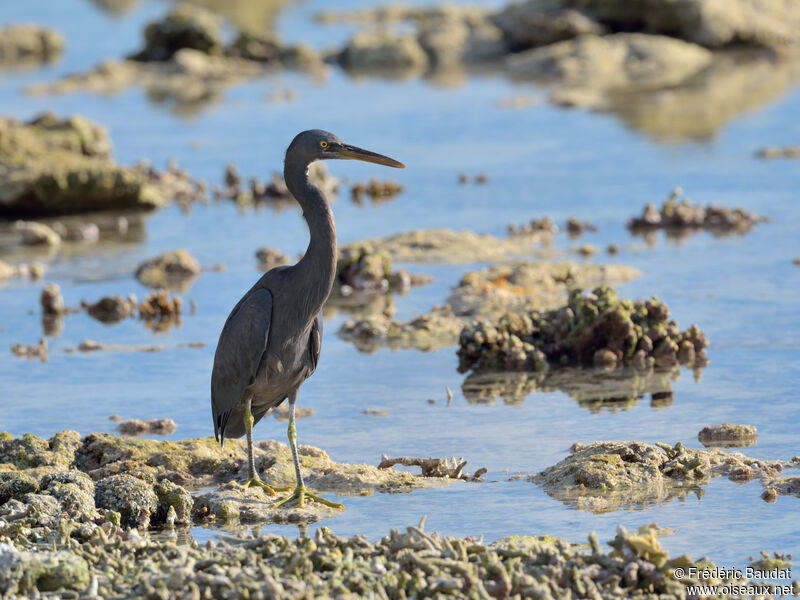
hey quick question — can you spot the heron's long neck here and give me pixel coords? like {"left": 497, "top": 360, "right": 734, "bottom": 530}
{"left": 285, "top": 158, "right": 337, "bottom": 320}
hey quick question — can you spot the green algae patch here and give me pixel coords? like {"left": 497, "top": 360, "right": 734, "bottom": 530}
{"left": 0, "top": 113, "right": 167, "bottom": 217}
{"left": 532, "top": 440, "right": 788, "bottom": 512}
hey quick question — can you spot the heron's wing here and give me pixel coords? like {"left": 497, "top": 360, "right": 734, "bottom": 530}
{"left": 308, "top": 312, "right": 322, "bottom": 372}
{"left": 211, "top": 288, "right": 273, "bottom": 442}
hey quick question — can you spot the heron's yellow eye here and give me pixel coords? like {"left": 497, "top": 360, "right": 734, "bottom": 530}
{"left": 320, "top": 141, "right": 328, "bottom": 149}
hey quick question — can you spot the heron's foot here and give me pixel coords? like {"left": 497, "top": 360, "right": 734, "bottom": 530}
{"left": 273, "top": 485, "right": 344, "bottom": 510}
{"left": 233, "top": 477, "right": 290, "bottom": 496}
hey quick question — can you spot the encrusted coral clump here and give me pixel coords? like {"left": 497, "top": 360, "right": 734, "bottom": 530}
{"left": 138, "top": 291, "right": 183, "bottom": 330}
{"left": 628, "top": 188, "right": 767, "bottom": 235}
{"left": 458, "top": 285, "right": 708, "bottom": 373}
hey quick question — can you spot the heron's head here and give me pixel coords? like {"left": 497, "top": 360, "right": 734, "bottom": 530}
{"left": 288, "top": 129, "right": 405, "bottom": 168}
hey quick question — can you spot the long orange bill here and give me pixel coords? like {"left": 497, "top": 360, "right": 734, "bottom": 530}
{"left": 337, "top": 144, "right": 405, "bottom": 168}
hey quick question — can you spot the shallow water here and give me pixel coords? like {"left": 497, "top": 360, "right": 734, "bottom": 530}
{"left": 1, "top": 0, "right": 799, "bottom": 571}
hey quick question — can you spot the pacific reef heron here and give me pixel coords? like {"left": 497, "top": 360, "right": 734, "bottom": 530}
{"left": 211, "top": 130, "right": 404, "bottom": 508}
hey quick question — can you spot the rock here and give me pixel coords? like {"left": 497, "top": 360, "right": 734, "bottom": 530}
{"left": 0, "top": 25, "right": 64, "bottom": 65}
{"left": 756, "top": 145, "right": 800, "bottom": 159}
{"left": 83, "top": 295, "right": 137, "bottom": 322}
{"left": 337, "top": 244, "right": 394, "bottom": 292}
{"left": 458, "top": 285, "right": 709, "bottom": 373}
{"left": 40, "top": 284, "right": 65, "bottom": 316}
{"left": 135, "top": 250, "right": 201, "bottom": 289}
{"left": 492, "top": 2, "right": 606, "bottom": 49}
{"left": 698, "top": 423, "right": 758, "bottom": 447}
{"left": 0, "top": 549, "right": 90, "bottom": 596}
{"left": 0, "top": 430, "right": 81, "bottom": 472}
{"left": 94, "top": 474, "right": 158, "bottom": 528}
{"left": 628, "top": 187, "right": 768, "bottom": 237}
{"left": 508, "top": 33, "right": 713, "bottom": 92}
{"left": 337, "top": 31, "right": 429, "bottom": 74}
{"left": 0, "top": 113, "right": 167, "bottom": 217}
{"left": 0, "top": 260, "right": 45, "bottom": 282}
{"left": 15, "top": 221, "right": 62, "bottom": 246}
{"left": 154, "top": 479, "right": 193, "bottom": 524}
{"left": 0, "top": 472, "right": 39, "bottom": 504}
{"left": 255, "top": 246, "right": 290, "bottom": 270}
{"left": 118, "top": 418, "right": 178, "bottom": 436}
{"left": 43, "top": 477, "right": 97, "bottom": 521}
{"left": 10, "top": 339, "right": 48, "bottom": 361}
{"left": 131, "top": 5, "right": 224, "bottom": 61}
{"left": 767, "top": 476, "right": 800, "bottom": 498}
{"left": 533, "top": 440, "right": 786, "bottom": 511}
{"left": 271, "top": 404, "right": 314, "bottom": 421}
{"left": 561, "top": 0, "right": 800, "bottom": 48}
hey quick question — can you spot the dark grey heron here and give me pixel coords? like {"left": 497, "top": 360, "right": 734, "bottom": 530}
{"left": 211, "top": 130, "right": 404, "bottom": 509}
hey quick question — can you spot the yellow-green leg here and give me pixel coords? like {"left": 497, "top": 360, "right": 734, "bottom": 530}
{"left": 273, "top": 391, "right": 344, "bottom": 510}
{"left": 234, "top": 396, "right": 289, "bottom": 495}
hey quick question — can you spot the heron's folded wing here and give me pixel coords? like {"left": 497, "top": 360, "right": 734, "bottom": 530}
{"left": 211, "top": 288, "right": 273, "bottom": 441}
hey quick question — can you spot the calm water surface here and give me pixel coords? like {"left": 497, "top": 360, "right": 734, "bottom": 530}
{"left": 0, "top": 0, "right": 799, "bottom": 570}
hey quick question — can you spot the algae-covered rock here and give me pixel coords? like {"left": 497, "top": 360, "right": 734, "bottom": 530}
{"left": 0, "top": 548, "right": 90, "bottom": 596}
{"left": 0, "top": 25, "right": 64, "bottom": 66}
{"left": 0, "top": 430, "right": 81, "bottom": 472}
{"left": 135, "top": 249, "right": 201, "bottom": 289}
{"left": 533, "top": 440, "right": 786, "bottom": 512}
{"left": 508, "top": 33, "right": 713, "bottom": 92}
{"left": 154, "top": 479, "right": 193, "bottom": 524}
{"left": 0, "top": 113, "right": 167, "bottom": 217}
{"left": 131, "top": 5, "right": 224, "bottom": 61}
{"left": 698, "top": 423, "right": 758, "bottom": 448}
{"left": 94, "top": 474, "right": 158, "bottom": 528}
{"left": 193, "top": 440, "right": 447, "bottom": 524}
{"left": 458, "top": 285, "right": 709, "bottom": 374}
{"left": 0, "top": 472, "right": 39, "bottom": 504}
